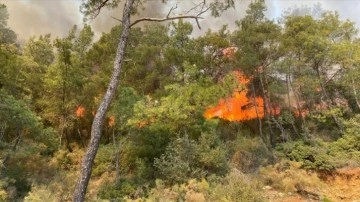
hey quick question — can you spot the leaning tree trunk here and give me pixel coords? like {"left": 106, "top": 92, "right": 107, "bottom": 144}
{"left": 315, "top": 66, "right": 343, "bottom": 132}
{"left": 351, "top": 76, "right": 360, "bottom": 110}
{"left": 73, "top": 0, "right": 135, "bottom": 201}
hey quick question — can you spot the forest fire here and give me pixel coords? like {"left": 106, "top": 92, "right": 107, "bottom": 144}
{"left": 108, "top": 116, "right": 115, "bottom": 127}
{"left": 204, "top": 71, "right": 263, "bottom": 121}
{"left": 75, "top": 105, "right": 116, "bottom": 127}
{"left": 204, "top": 71, "right": 280, "bottom": 122}
{"left": 75, "top": 105, "right": 86, "bottom": 118}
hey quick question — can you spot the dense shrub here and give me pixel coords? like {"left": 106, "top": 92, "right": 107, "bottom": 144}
{"left": 229, "top": 135, "right": 273, "bottom": 173}
{"left": 276, "top": 115, "right": 360, "bottom": 172}
{"left": 154, "top": 132, "right": 229, "bottom": 184}
{"left": 276, "top": 140, "right": 336, "bottom": 172}
{"left": 97, "top": 179, "right": 137, "bottom": 201}
{"left": 259, "top": 160, "right": 324, "bottom": 193}
{"left": 0, "top": 90, "right": 41, "bottom": 146}
{"left": 129, "top": 169, "right": 262, "bottom": 202}
{"left": 207, "top": 169, "right": 263, "bottom": 202}
{"left": 24, "top": 185, "right": 59, "bottom": 202}
{"left": 93, "top": 144, "right": 115, "bottom": 176}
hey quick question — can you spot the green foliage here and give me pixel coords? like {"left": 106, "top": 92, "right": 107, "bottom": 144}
{"left": 123, "top": 24, "right": 171, "bottom": 94}
{"left": 277, "top": 140, "right": 336, "bottom": 172}
{"left": 0, "top": 89, "right": 41, "bottom": 140}
{"left": 327, "top": 115, "right": 360, "bottom": 167}
{"left": 38, "top": 25, "right": 94, "bottom": 143}
{"left": 259, "top": 160, "right": 324, "bottom": 193}
{"left": 209, "top": 0, "right": 235, "bottom": 17}
{"left": 154, "top": 135, "right": 197, "bottom": 184}
{"left": 207, "top": 169, "right": 263, "bottom": 202}
{"left": 0, "top": 43, "right": 22, "bottom": 97}
{"left": 3, "top": 1, "right": 360, "bottom": 201}
{"left": 128, "top": 75, "right": 229, "bottom": 137}
{"left": 276, "top": 115, "right": 360, "bottom": 171}
{"left": 233, "top": 0, "right": 281, "bottom": 73}
{"left": 154, "top": 132, "right": 229, "bottom": 184}
{"left": 24, "top": 34, "right": 54, "bottom": 66}
{"left": 74, "top": 24, "right": 94, "bottom": 56}
{"left": 111, "top": 87, "right": 141, "bottom": 130}
{"left": 0, "top": 4, "right": 8, "bottom": 27}
{"left": 24, "top": 185, "right": 59, "bottom": 202}
{"left": 196, "top": 132, "right": 229, "bottom": 174}
{"left": 0, "top": 3, "right": 16, "bottom": 44}
{"left": 322, "top": 197, "right": 333, "bottom": 202}
{"left": 229, "top": 135, "right": 273, "bottom": 173}
{"left": 35, "top": 127, "right": 58, "bottom": 156}
{"left": 98, "top": 179, "right": 136, "bottom": 201}
{"left": 93, "top": 144, "right": 115, "bottom": 176}
{"left": 132, "top": 170, "right": 262, "bottom": 202}
{"left": 4, "top": 161, "right": 32, "bottom": 199}
{"left": 0, "top": 178, "right": 15, "bottom": 201}
{"left": 116, "top": 126, "right": 171, "bottom": 182}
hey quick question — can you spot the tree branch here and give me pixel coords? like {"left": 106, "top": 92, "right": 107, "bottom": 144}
{"left": 167, "top": 4, "right": 178, "bottom": 18}
{"left": 184, "top": 0, "right": 213, "bottom": 17}
{"left": 130, "top": 16, "right": 204, "bottom": 29}
{"left": 130, "top": 1, "right": 209, "bottom": 29}
{"left": 92, "top": 0, "right": 111, "bottom": 18}
{"left": 325, "top": 67, "right": 342, "bottom": 84}
{"left": 185, "top": 0, "right": 206, "bottom": 15}
{"left": 196, "top": 5, "right": 211, "bottom": 17}
{"left": 111, "top": 16, "right": 123, "bottom": 23}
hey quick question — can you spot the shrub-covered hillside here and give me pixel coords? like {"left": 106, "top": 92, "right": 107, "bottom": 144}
{"left": 1, "top": 1, "right": 360, "bottom": 201}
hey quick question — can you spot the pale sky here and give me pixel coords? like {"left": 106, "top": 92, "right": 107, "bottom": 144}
{"left": 2, "top": 0, "right": 360, "bottom": 41}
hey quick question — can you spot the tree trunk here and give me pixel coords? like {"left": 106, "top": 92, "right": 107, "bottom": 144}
{"left": 286, "top": 62, "right": 299, "bottom": 136}
{"left": 351, "top": 76, "right": 360, "bottom": 110}
{"left": 315, "top": 67, "right": 343, "bottom": 131}
{"left": 2, "top": 128, "right": 21, "bottom": 173}
{"left": 73, "top": 0, "right": 135, "bottom": 201}
{"left": 258, "top": 71, "right": 277, "bottom": 146}
{"left": 112, "top": 128, "right": 120, "bottom": 182}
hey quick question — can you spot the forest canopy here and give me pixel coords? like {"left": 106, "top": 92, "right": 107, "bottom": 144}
{"left": 1, "top": 1, "right": 360, "bottom": 201}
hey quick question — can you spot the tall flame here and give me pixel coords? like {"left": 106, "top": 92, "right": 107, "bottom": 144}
{"left": 204, "top": 71, "right": 267, "bottom": 122}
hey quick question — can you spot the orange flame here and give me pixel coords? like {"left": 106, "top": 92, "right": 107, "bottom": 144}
{"left": 108, "top": 116, "right": 115, "bottom": 127}
{"left": 293, "top": 109, "right": 309, "bottom": 118}
{"left": 204, "top": 91, "right": 265, "bottom": 121}
{"left": 204, "top": 71, "right": 263, "bottom": 121}
{"left": 75, "top": 106, "right": 85, "bottom": 118}
{"left": 204, "top": 71, "right": 280, "bottom": 122}
{"left": 136, "top": 120, "right": 149, "bottom": 128}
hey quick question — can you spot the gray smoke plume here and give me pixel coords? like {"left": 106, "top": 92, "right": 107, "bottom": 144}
{"left": 3, "top": 0, "right": 167, "bottom": 40}
{"left": 4, "top": 0, "right": 82, "bottom": 40}
{"left": 2, "top": 0, "right": 360, "bottom": 41}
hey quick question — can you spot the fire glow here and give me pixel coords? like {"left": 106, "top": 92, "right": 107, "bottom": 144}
{"left": 75, "top": 105, "right": 115, "bottom": 127}
{"left": 204, "top": 71, "right": 270, "bottom": 122}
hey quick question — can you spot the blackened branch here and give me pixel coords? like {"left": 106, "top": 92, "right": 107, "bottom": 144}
{"left": 93, "top": 0, "right": 111, "bottom": 18}
{"left": 130, "top": 16, "right": 204, "bottom": 29}
{"left": 167, "top": 4, "right": 178, "bottom": 18}
{"left": 111, "top": 16, "right": 123, "bottom": 23}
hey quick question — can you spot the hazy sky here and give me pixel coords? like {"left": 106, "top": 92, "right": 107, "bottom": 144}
{"left": 2, "top": 0, "right": 360, "bottom": 41}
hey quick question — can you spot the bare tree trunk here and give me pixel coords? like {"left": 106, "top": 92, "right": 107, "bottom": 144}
{"left": 250, "top": 81, "right": 270, "bottom": 147}
{"left": 73, "top": 0, "right": 135, "bottom": 201}
{"left": 286, "top": 63, "right": 299, "bottom": 136}
{"left": 2, "top": 128, "right": 21, "bottom": 171}
{"left": 112, "top": 128, "right": 120, "bottom": 181}
{"left": 258, "top": 72, "right": 277, "bottom": 146}
{"left": 251, "top": 82, "right": 263, "bottom": 137}
{"left": 315, "top": 67, "right": 343, "bottom": 131}
{"left": 351, "top": 76, "right": 360, "bottom": 110}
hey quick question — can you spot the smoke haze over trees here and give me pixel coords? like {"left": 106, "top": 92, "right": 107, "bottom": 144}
{"left": 3, "top": 0, "right": 360, "bottom": 40}
{"left": 2, "top": 0, "right": 360, "bottom": 201}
